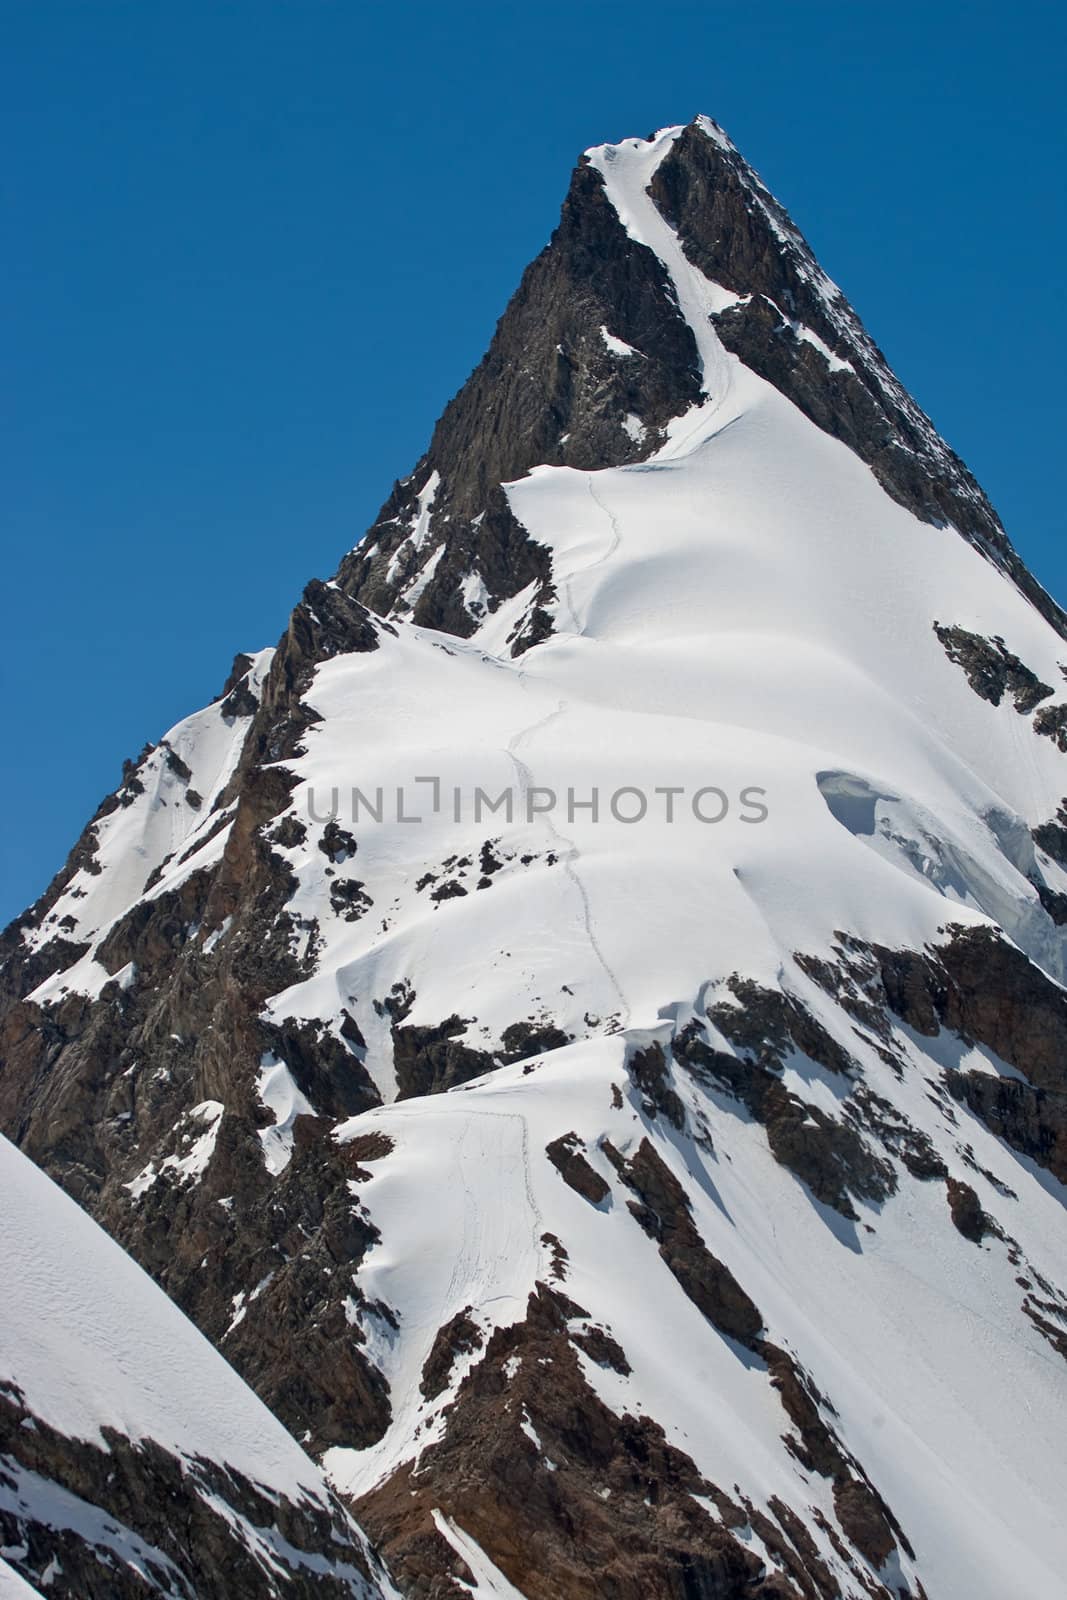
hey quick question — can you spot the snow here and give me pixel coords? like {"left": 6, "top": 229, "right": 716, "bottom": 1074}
{"left": 691, "top": 112, "right": 735, "bottom": 153}
{"left": 793, "top": 318, "right": 854, "bottom": 372}
{"left": 459, "top": 568, "right": 490, "bottom": 620}
{"left": 325, "top": 1099, "right": 543, "bottom": 1494}
{"left": 399, "top": 543, "right": 445, "bottom": 610}
{"left": 124, "top": 1100, "right": 224, "bottom": 1200}
{"left": 431, "top": 1511, "right": 528, "bottom": 1599}
{"left": 517, "top": 1408, "right": 542, "bottom": 1451}
{"left": 256, "top": 1055, "right": 315, "bottom": 1175}
{"left": 385, "top": 471, "right": 440, "bottom": 584}
{"left": 408, "top": 471, "right": 441, "bottom": 552}
{"left": 0, "top": 1558, "right": 43, "bottom": 1598}
{"left": 599, "top": 325, "right": 642, "bottom": 359}
{"left": 586, "top": 125, "right": 741, "bottom": 408}
{"left": 201, "top": 915, "right": 231, "bottom": 955}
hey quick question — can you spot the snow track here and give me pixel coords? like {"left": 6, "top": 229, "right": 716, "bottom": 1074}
{"left": 506, "top": 695, "right": 631, "bottom": 1030}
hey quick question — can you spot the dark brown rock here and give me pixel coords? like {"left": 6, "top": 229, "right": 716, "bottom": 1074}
{"left": 499, "top": 1019, "right": 571, "bottom": 1061}
{"left": 610, "top": 1136, "right": 764, "bottom": 1346}
{"left": 356, "top": 1283, "right": 790, "bottom": 1600}
{"left": 945, "top": 1177, "right": 994, "bottom": 1243}
{"left": 933, "top": 623, "right": 1053, "bottom": 711}
{"left": 319, "top": 820, "right": 358, "bottom": 862}
{"left": 569, "top": 1323, "right": 632, "bottom": 1374}
{"left": 1034, "top": 702, "right": 1067, "bottom": 752}
{"left": 627, "top": 1041, "right": 687, "bottom": 1128}
{"left": 392, "top": 1016, "right": 495, "bottom": 1099}
{"left": 674, "top": 1001, "right": 892, "bottom": 1220}
{"left": 545, "top": 1133, "right": 610, "bottom": 1204}
{"left": 420, "top": 1309, "right": 484, "bottom": 1400}
{"left": 1032, "top": 800, "right": 1067, "bottom": 867}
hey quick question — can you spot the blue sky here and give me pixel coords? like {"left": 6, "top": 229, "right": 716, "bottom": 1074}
{"left": 3, "top": 0, "right": 1065, "bottom": 925}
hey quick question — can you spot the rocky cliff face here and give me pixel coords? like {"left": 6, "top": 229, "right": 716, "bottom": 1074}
{"left": 3, "top": 117, "right": 1067, "bottom": 1599}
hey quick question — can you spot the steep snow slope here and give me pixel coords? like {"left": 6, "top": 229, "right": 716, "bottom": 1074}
{"left": 3, "top": 118, "right": 1067, "bottom": 1600}
{"left": 0, "top": 1132, "right": 393, "bottom": 1597}
{"left": 325, "top": 1036, "right": 1066, "bottom": 1600}
{"left": 259, "top": 128, "right": 1067, "bottom": 1088}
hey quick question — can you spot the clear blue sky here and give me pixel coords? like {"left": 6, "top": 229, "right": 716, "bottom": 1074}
{"left": 3, "top": 0, "right": 1065, "bottom": 925}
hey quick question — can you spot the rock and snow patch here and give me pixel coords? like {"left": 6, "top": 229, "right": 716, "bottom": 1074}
{"left": 24, "top": 647, "right": 274, "bottom": 1000}
{"left": 430, "top": 1512, "right": 527, "bottom": 1599}
{"left": 398, "top": 544, "right": 445, "bottom": 611}
{"left": 460, "top": 568, "right": 490, "bottom": 620}
{"left": 124, "top": 1101, "right": 224, "bottom": 1201}
{"left": 256, "top": 1055, "right": 315, "bottom": 1176}
{"left": 385, "top": 472, "right": 441, "bottom": 587}
{"left": 599, "top": 325, "right": 643, "bottom": 359}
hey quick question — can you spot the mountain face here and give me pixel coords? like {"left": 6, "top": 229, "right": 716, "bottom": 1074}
{"left": 3, "top": 115, "right": 1067, "bottom": 1599}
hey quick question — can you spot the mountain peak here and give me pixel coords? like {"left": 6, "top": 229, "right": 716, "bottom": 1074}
{"left": 585, "top": 113, "right": 738, "bottom": 158}
{"left": 337, "top": 114, "right": 1065, "bottom": 645}
{"left": 5, "top": 117, "right": 1067, "bottom": 1600}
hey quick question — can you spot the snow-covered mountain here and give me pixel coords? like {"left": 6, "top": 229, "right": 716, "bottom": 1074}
{"left": 3, "top": 117, "right": 1067, "bottom": 1598}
